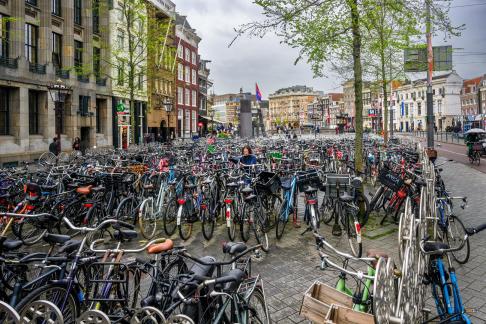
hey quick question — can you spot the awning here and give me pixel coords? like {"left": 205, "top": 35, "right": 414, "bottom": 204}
{"left": 475, "top": 115, "right": 483, "bottom": 121}
{"left": 200, "top": 115, "right": 226, "bottom": 124}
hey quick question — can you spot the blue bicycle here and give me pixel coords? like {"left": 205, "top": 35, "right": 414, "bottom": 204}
{"left": 420, "top": 236, "right": 471, "bottom": 323}
{"left": 276, "top": 172, "right": 298, "bottom": 239}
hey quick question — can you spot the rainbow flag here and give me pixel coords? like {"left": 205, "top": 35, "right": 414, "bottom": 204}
{"left": 256, "top": 83, "right": 262, "bottom": 102}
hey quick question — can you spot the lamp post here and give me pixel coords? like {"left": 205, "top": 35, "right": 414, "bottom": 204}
{"left": 48, "top": 79, "right": 72, "bottom": 154}
{"left": 163, "top": 97, "right": 173, "bottom": 142}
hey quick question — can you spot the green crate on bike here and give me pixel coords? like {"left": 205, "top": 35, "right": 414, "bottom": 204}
{"left": 256, "top": 171, "right": 281, "bottom": 194}
{"left": 324, "top": 174, "right": 351, "bottom": 198}
{"left": 296, "top": 170, "right": 321, "bottom": 192}
{"left": 269, "top": 152, "right": 282, "bottom": 160}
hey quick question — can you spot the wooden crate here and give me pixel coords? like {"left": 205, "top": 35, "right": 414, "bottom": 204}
{"left": 300, "top": 281, "right": 375, "bottom": 324}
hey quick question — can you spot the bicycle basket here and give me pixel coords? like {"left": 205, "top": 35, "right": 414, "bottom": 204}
{"left": 378, "top": 168, "right": 404, "bottom": 192}
{"left": 256, "top": 171, "right": 281, "bottom": 194}
{"left": 296, "top": 170, "right": 321, "bottom": 192}
{"left": 324, "top": 174, "right": 351, "bottom": 198}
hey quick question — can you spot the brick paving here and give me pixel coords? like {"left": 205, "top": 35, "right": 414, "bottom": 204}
{"left": 166, "top": 156, "right": 486, "bottom": 323}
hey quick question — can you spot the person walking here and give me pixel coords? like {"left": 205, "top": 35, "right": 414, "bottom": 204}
{"left": 49, "top": 138, "right": 59, "bottom": 156}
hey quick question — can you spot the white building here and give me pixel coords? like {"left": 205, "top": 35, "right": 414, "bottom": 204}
{"left": 391, "top": 71, "right": 463, "bottom": 132}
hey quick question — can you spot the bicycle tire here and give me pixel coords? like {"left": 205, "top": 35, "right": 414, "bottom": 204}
{"left": 275, "top": 200, "right": 288, "bottom": 240}
{"left": 15, "top": 283, "right": 80, "bottom": 323}
{"left": 246, "top": 286, "right": 271, "bottom": 324}
{"left": 355, "top": 191, "right": 370, "bottom": 227}
{"left": 201, "top": 207, "right": 215, "bottom": 241}
{"left": 240, "top": 203, "right": 251, "bottom": 242}
{"left": 163, "top": 195, "right": 178, "bottom": 236}
{"left": 14, "top": 218, "right": 47, "bottom": 246}
{"left": 139, "top": 197, "right": 157, "bottom": 239}
{"left": 346, "top": 212, "right": 362, "bottom": 258}
{"left": 447, "top": 215, "right": 470, "bottom": 264}
{"left": 115, "top": 196, "right": 137, "bottom": 223}
{"left": 226, "top": 203, "right": 237, "bottom": 242}
{"left": 178, "top": 207, "right": 193, "bottom": 241}
{"left": 320, "top": 196, "right": 334, "bottom": 225}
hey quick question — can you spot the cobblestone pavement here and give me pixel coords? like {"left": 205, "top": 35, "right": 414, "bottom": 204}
{"left": 161, "top": 157, "right": 486, "bottom": 323}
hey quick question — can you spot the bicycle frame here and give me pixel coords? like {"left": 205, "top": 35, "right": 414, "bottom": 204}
{"left": 335, "top": 266, "right": 375, "bottom": 313}
{"left": 430, "top": 257, "right": 471, "bottom": 323}
{"left": 281, "top": 176, "right": 297, "bottom": 222}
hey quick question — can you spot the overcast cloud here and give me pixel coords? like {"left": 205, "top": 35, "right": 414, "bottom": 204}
{"left": 174, "top": 0, "right": 486, "bottom": 97}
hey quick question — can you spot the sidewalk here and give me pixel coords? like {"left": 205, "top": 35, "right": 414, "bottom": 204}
{"left": 398, "top": 131, "right": 465, "bottom": 146}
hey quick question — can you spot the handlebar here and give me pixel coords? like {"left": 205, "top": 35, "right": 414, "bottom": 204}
{"left": 419, "top": 236, "right": 468, "bottom": 255}
{"left": 181, "top": 244, "right": 261, "bottom": 267}
{"left": 313, "top": 232, "right": 375, "bottom": 262}
{"left": 319, "top": 251, "right": 375, "bottom": 280}
{"left": 89, "top": 237, "right": 165, "bottom": 253}
{"left": 466, "top": 222, "right": 486, "bottom": 236}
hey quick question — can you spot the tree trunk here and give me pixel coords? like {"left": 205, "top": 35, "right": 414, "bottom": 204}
{"left": 350, "top": 0, "right": 364, "bottom": 174}
{"left": 380, "top": 51, "right": 388, "bottom": 143}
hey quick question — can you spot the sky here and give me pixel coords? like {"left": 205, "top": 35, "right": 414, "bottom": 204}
{"left": 174, "top": 0, "right": 486, "bottom": 97}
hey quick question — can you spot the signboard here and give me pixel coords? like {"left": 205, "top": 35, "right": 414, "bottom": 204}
{"left": 116, "top": 103, "right": 128, "bottom": 115}
{"left": 404, "top": 45, "right": 452, "bottom": 72}
{"left": 368, "top": 109, "right": 377, "bottom": 117}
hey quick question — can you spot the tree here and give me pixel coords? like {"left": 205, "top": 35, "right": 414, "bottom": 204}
{"left": 232, "top": 0, "right": 461, "bottom": 172}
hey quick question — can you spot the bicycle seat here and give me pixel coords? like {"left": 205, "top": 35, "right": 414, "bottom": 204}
{"left": 222, "top": 242, "right": 247, "bottom": 256}
{"left": 339, "top": 192, "right": 354, "bottom": 203}
{"left": 113, "top": 229, "right": 138, "bottom": 241}
{"left": 76, "top": 185, "right": 93, "bottom": 195}
{"left": 2, "top": 239, "right": 23, "bottom": 251}
{"left": 240, "top": 187, "right": 253, "bottom": 194}
{"left": 58, "top": 240, "right": 82, "bottom": 254}
{"left": 174, "top": 256, "right": 216, "bottom": 297}
{"left": 216, "top": 268, "right": 246, "bottom": 292}
{"left": 244, "top": 194, "right": 257, "bottom": 202}
{"left": 423, "top": 241, "right": 449, "bottom": 255}
{"left": 304, "top": 186, "right": 317, "bottom": 194}
{"left": 43, "top": 233, "right": 71, "bottom": 245}
{"left": 147, "top": 239, "right": 174, "bottom": 254}
{"left": 280, "top": 179, "right": 292, "bottom": 190}
{"left": 226, "top": 182, "right": 238, "bottom": 188}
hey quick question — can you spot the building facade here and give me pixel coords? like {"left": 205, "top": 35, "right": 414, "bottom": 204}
{"left": 197, "top": 58, "right": 212, "bottom": 132}
{"left": 175, "top": 14, "right": 200, "bottom": 138}
{"left": 391, "top": 72, "right": 463, "bottom": 132}
{"left": 146, "top": 0, "right": 177, "bottom": 143}
{"left": 0, "top": 0, "right": 112, "bottom": 165}
{"left": 268, "top": 85, "right": 320, "bottom": 129}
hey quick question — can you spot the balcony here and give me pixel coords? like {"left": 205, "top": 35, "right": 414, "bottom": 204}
{"left": 29, "top": 63, "right": 46, "bottom": 74}
{"left": 96, "top": 77, "right": 107, "bottom": 86}
{"left": 77, "top": 75, "right": 90, "bottom": 83}
{"left": 0, "top": 56, "right": 18, "bottom": 69}
{"left": 55, "top": 68, "right": 70, "bottom": 79}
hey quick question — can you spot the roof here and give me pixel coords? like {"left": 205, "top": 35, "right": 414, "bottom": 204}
{"left": 328, "top": 93, "right": 343, "bottom": 101}
{"left": 175, "top": 13, "right": 192, "bottom": 30}
{"left": 463, "top": 77, "right": 483, "bottom": 94}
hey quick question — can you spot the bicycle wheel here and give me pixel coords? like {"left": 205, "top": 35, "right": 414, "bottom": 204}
{"left": 253, "top": 206, "right": 269, "bottom": 252}
{"left": 15, "top": 283, "right": 80, "bottom": 323}
{"left": 14, "top": 218, "right": 46, "bottom": 246}
{"left": 447, "top": 215, "right": 470, "bottom": 264}
{"left": 476, "top": 152, "right": 481, "bottom": 166}
{"left": 178, "top": 206, "right": 193, "bottom": 241}
{"left": 201, "top": 207, "right": 215, "bottom": 241}
{"left": 163, "top": 195, "right": 178, "bottom": 236}
{"left": 246, "top": 286, "right": 271, "bottom": 324}
{"left": 240, "top": 203, "right": 251, "bottom": 242}
{"left": 345, "top": 210, "right": 362, "bottom": 258}
{"left": 226, "top": 203, "right": 237, "bottom": 242}
{"left": 320, "top": 196, "right": 334, "bottom": 225}
{"left": 139, "top": 197, "right": 157, "bottom": 239}
{"left": 115, "top": 196, "right": 137, "bottom": 223}
{"left": 309, "top": 204, "right": 319, "bottom": 232}
{"left": 275, "top": 200, "right": 288, "bottom": 240}
{"left": 355, "top": 191, "right": 370, "bottom": 227}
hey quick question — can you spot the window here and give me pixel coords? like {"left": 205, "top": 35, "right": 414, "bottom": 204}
{"left": 26, "top": 0, "right": 37, "bottom": 5}
{"left": 184, "top": 89, "right": 190, "bottom": 106}
{"left": 93, "top": 47, "right": 100, "bottom": 77}
{"left": 0, "top": 14, "right": 10, "bottom": 58}
{"left": 92, "top": 0, "right": 100, "bottom": 34}
{"left": 29, "top": 91, "right": 40, "bottom": 134}
{"left": 74, "top": 0, "right": 82, "bottom": 25}
{"left": 0, "top": 88, "right": 9, "bottom": 135}
{"left": 74, "top": 40, "right": 83, "bottom": 69}
{"left": 138, "top": 73, "right": 143, "bottom": 90}
{"left": 117, "top": 30, "right": 124, "bottom": 50}
{"left": 24, "top": 24, "right": 38, "bottom": 64}
{"left": 192, "top": 51, "right": 196, "bottom": 65}
{"left": 177, "top": 87, "right": 183, "bottom": 105}
{"left": 117, "top": 60, "right": 124, "bottom": 85}
{"left": 192, "top": 69, "right": 196, "bottom": 85}
{"left": 79, "top": 96, "right": 90, "bottom": 116}
{"left": 177, "top": 45, "right": 183, "bottom": 58}
{"left": 184, "top": 110, "right": 190, "bottom": 134}
{"left": 52, "top": 0, "right": 61, "bottom": 16}
{"left": 417, "top": 102, "right": 422, "bottom": 116}
{"left": 117, "top": 8, "right": 124, "bottom": 22}
{"left": 185, "top": 66, "right": 190, "bottom": 83}
{"left": 405, "top": 103, "right": 409, "bottom": 116}
{"left": 185, "top": 48, "right": 190, "bottom": 62}
{"left": 192, "top": 90, "right": 197, "bottom": 107}
{"left": 177, "top": 63, "right": 183, "bottom": 80}
{"left": 433, "top": 89, "right": 436, "bottom": 96}
{"left": 192, "top": 110, "right": 196, "bottom": 132}
{"left": 52, "top": 32, "right": 62, "bottom": 69}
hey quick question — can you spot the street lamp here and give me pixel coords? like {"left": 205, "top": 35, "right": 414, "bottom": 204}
{"left": 163, "top": 97, "right": 173, "bottom": 142}
{"left": 47, "top": 79, "right": 72, "bottom": 154}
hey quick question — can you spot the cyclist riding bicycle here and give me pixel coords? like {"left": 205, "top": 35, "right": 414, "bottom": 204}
{"left": 466, "top": 133, "right": 480, "bottom": 158}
